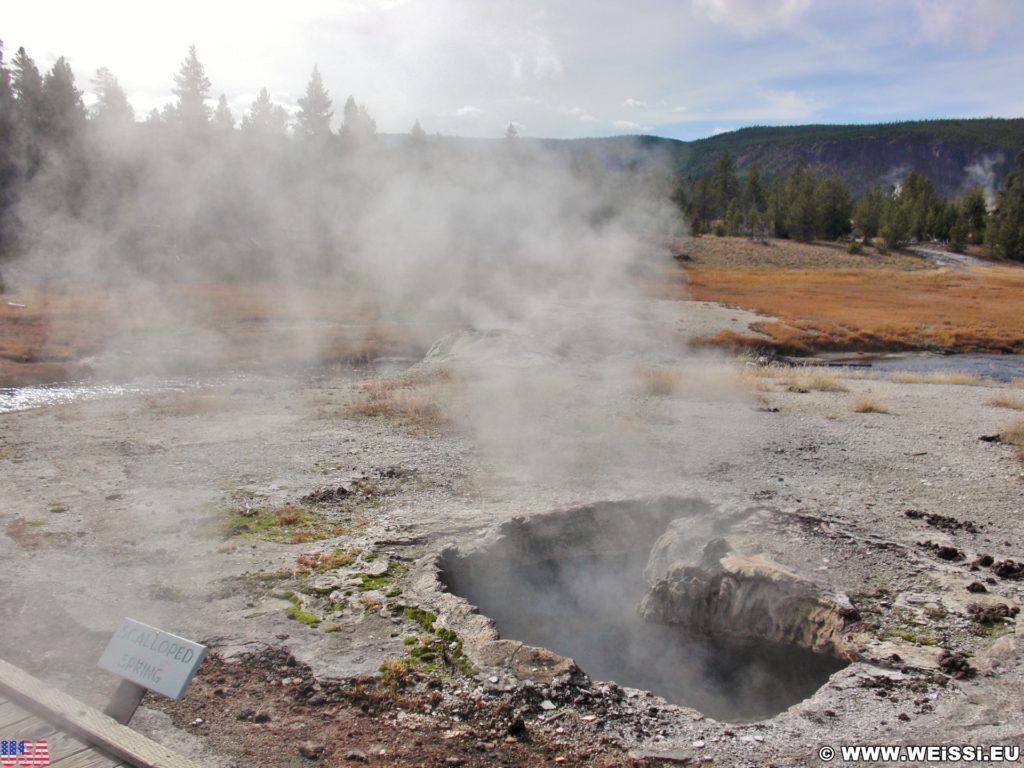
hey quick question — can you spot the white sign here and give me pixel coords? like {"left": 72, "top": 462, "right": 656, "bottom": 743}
{"left": 98, "top": 618, "right": 207, "bottom": 700}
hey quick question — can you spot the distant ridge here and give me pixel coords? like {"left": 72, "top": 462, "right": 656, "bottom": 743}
{"left": 676, "top": 118, "right": 1024, "bottom": 196}
{"left": 520, "top": 118, "right": 1024, "bottom": 199}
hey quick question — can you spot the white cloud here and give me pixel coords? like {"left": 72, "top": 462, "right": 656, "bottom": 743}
{"left": 762, "top": 89, "right": 817, "bottom": 120}
{"left": 692, "top": 0, "right": 812, "bottom": 34}
{"left": 5, "top": 0, "right": 1023, "bottom": 140}
{"left": 711, "top": 126, "right": 732, "bottom": 135}
{"left": 561, "top": 105, "right": 598, "bottom": 122}
{"left": 612, "top": 119, "right": 644, "bottom": 132}
{"left": 533, "top": 46, "right": 564, "bottom": 79}
{"left": 509, "top": 31, "right": 563, "bottom": 81}
{"left": 912, "top": 0, "right": 1010, "bottom": 50}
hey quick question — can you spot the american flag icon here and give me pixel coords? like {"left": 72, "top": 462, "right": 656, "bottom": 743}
{"left": 0, "top": 740, "right": 50, "bottom": 767}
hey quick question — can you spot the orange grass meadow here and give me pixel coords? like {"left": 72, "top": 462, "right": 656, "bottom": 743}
{"left": 660, "top": 238, "right": 1024, "bottom": 355}
{"left": 0, "top": 282, "right": 435, "bottom": 386}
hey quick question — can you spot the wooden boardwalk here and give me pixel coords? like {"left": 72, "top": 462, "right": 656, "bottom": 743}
{"left": 0, "top": 660, "right": 198, "bottom": 768}
{"left": 0, "top": 693, "right": 125, "bottom": 767}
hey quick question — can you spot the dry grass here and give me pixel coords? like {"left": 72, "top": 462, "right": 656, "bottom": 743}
{"left": 782, "top": 368, "right": 848, "bottom": 392}
{"left": 656, "top": 237, "right": 1024, "bottom": 355}
{"left": 0, "top": 282, "right": 433, "bottom": 386}
{"left": 349, "top": 372, "right": 451, "bottom": 432}
{"left": 144, "top": 393, "right": 241, "bottom": 416}
{"left": 690, "top": 329, "right": 770, "bottom": 354}
{"left": 638, "top": 367, "right": 685, "bottom": 396}
{"left": 742, "top": 364, "right": 847, "bottom": 392}
{"left": 889, "top": 372, "right": 984, "bottom": 386}
{"left": 675, "top": 236, "right": 929, "bottom": 271}
{"left": 1001, "top": 419, "right": 1024, "bottom": 457}
{"left": 989, "top": 394, "right": 1024, "bottom": 411}
{"left": 853, "top": 394, "right": 889, "bottom": 413}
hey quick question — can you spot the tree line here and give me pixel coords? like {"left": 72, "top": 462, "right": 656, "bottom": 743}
{"left": 0, "top": 42, "right": 417, "bottom": 268}
{"left": 1, "top": 39, "right": 1022, "bottom": 276}
{"left": 1, "top": 40, "right": 641, "bottom": 293}
{"left": 674, "top": 151, "right": 1024, "bottom": 260}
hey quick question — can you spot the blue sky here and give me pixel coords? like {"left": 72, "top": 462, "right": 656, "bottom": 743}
{"left": 4, "top": 0, "right": 1023, "bottom": 140}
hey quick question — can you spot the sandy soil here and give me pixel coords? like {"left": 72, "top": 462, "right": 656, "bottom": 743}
{"left": 1, "top": 300, "right": 1023, "bottom": 767}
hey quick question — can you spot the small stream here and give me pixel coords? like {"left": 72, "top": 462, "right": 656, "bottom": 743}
{"left": 4, "top": 353, "right": 1020, "bottom": 415}
{"left": 857, "top": 353, "right": 1024, "bottom": 381}
{"left": 0, "top": 358, "right": 415, "bottom": 414}
{"left": 0, "top": 379, "right": 197, "bottom": 414}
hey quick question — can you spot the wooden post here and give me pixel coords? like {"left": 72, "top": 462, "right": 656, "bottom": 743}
{"left": 104, "top": 679, "right": 147, "bottom": 724}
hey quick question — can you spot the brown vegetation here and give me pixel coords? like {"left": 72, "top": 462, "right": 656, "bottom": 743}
{"left": 143, "top": 393, "right": 242, "bottom": 416}
{"left": 658, "top": 237, "right": 1024, "bottom": 355}
{"left": 349, "top": 372, "right": 451, "bottom": 432}
{"left": 785, "top": 368, "right": 848, "bottom": 392}
{"left": 0, "top": 283, "right": 431, "bottom": 386}
{"left": 1002, "top": 418, "right": 1024, "bottom": 457}
{"left": 889, "top": 372, "right": 984, "bottom": 386}
{"left": 853, "top": 394, "right": 889, "bottom": 413}
{"left": 742, "top": 364, "right": 849, "bottom": 393}
{"left": 989, "top": 394, "right": 1024, "bottom": 411}
{"left": 638, "top": 366, "right": 684, "bottom": 396}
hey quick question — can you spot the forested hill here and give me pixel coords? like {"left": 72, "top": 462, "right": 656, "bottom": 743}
{"left": 546, "top": 119, "right": 1024, "bottom": 199}
{"left": 677, "top": 120, "right": 1024, "bottom": 197}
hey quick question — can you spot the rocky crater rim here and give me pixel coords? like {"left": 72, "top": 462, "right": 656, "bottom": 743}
{"left": 420, "top": 497, "right": 892, "bottom": 721}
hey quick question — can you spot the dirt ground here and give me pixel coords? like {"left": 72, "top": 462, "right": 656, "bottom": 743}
{"left": 1, "top": 296, "right": 1023, "bottom": 767}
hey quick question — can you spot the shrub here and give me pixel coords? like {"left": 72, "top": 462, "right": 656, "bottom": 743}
{"left": 853, "top": 394, "right": 889, "bottom": 413}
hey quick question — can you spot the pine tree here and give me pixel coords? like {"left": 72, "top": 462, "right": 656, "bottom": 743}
{"left": 880, "top": 191, "right": 910, "bottom": 250}
{"left": 0, "top": 42, "right": 16, "bottom": 157}
{"left": 411, "top": 119, "right": 426, "bottom": 140}
{"left": 41, "top": 57, "right": 86, "bottom": 146}
{"left": 962, "top": 188, "right": 988, "bottom": 245}
{"left": 340, "top": 96, "right": 375, "bottom": 141}
{"left": 767, "top": 176, "right": 788, "bottom": 238}
{"left": 814, "top": 175, "right": 853, "bottom": 241}
{"left": 172, "top": 45, "right": 212, "bottom": 131}
{"left": 91, "top": 67, "right": 134, "bottom": 125}
{"left": 212, "top": 94, "right": 234, "bottom": 131}
{"left": 241, "top": 88, "right": 289, "bottom": 135}
{"left": 690, "top": 176, "right": 713, "bottom": 234}
{"left": 985, "top": 151, "right": 1024, "bottom": 261}
{"left": 12, "top": 47, "right": 44, "bottom": 145}
{"left": 741, "top": 161, "right": 765, "bottom": 219}
{"left": 296, "top": 65, "right": 332, "bottom": 139}
{"left": 724, "top": 199, "right": 742, "bottom": 236}
{"left": 0, "top": 40, "right": 19, "bottom": 259}
{"left": 949, "top": 212, "right": 967, "bottom": 253}
{"left": 710, "top": 153, "right": 739, "bottom": 220}
{"left": 785, "top": 161, "right": 816, "bottom": 241}
{"left": 853, "top": 185, "right": 884, "bottom": 240}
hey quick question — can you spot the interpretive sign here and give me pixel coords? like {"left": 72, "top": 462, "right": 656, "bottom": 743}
{"left": 97, "top": 618, "right": 207, "bottom": 701}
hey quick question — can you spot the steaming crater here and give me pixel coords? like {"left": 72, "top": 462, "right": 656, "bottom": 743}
{"left": 438, "top": 498, "right": 851, "bottom": 722}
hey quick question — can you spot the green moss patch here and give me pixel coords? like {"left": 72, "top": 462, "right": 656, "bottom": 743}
{"left": 390, "top": 603, "right": 473, "bottom": 677}
{"left": 880, "top": 628, "right": 938, "bottom": 646}
{"left": 283, "top": 591, "right": 321, "bottom": 627}
{"left": 221, "top": 504, "right": 354, "bottom": 544}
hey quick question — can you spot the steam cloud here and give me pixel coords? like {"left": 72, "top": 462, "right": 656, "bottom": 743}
{"left": 963, "top": 153, "right": 1004, "bottom": 207}
{"left": 9, "top": 117, "right": 755, "bottom": 494}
